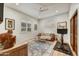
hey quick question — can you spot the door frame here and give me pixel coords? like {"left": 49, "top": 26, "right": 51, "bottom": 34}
{"left": 70, "top": 9, "right": 78, "bottom": 55}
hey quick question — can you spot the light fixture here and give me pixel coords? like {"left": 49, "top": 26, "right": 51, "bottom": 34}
{"left": 38, "top": 6, "right": 48, "bottom": 19}
{"left": 39, "top": 7, "right": 48, "bottom": 12}
{"left": 16, "top": 3, "right": 19, "bottom": 6}
{"left": 56, "top": 10, "right": 58, "bottom": 13}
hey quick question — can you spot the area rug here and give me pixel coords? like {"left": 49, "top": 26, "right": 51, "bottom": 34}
{"left": 53, "top": 41, "right": 73, "bottom": 56}
{"left": 28, "top": 40, "right": 52, "bottom": 56}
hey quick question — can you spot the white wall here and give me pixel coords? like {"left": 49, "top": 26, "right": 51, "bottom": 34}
{"left": 39, "top": 13, "right": 70, "bottom": 44}
{"left": 0, "top": 6, "right": 39, "bottom": 44}
{"left": 69, "top": 3, "right": 79, "bottom": 19}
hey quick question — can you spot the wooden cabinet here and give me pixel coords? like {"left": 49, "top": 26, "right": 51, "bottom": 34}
{"left": 70, "top": 10, "right": 77, "bottom": 55}
{"left": 0, "top": 43, "right": 28, "bottom": 56}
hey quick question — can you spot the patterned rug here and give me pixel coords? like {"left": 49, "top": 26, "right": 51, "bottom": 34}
{"left": 28, "top": 40, "right": 52, "bottom": 56}
{"left": 53, "top": 41, "right": 73, "bottom": 56}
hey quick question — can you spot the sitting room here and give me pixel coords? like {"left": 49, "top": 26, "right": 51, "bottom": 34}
{"left": 0, "top": 3, "right": 79, "bottom": 56}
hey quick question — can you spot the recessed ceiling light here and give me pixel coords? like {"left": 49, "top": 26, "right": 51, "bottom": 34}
{"left": 56, "top": 10, "right": 58, "bottom": 13}
{"left": 16, "top": 3, "right": 19, "bottom": 6}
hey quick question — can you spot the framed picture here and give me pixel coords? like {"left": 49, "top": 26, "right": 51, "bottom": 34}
{"left": 27, "top": 23, "right": 31, "bottom": 32}
{"left": 27, "top": 28, "right": 31, "bottom": 31}
{"left": 34, "top": 24, "right": 37, "bottom": 31}
{"left": 5, "top": 18, "right": 15, "bottom": 30}
{"left": 57, "top": 21, "right": 67, "bottom": 29}
{"left": 21, "top": 22, "right": 26, "bottom": 31}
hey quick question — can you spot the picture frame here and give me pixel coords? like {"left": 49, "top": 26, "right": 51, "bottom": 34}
{"left": 34, "top": 24, "right": 37, "bottom": 31}
{"left": 21, "top": 22, "right": 26, "bottom": 31}
{"left": 27, "top": 23, "right": 31, "bottom": 32}
{"left": 57, "top": 21, "right": 67, "bottom": 29}
{"left": 5, "top": 18, "right": 15, "bottom": 30}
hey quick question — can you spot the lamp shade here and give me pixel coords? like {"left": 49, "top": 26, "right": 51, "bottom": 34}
{"left": 57, "top": 21, "right": 67, "bottom": 34}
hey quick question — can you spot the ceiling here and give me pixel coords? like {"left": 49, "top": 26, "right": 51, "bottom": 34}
{"left": 5, "top": 3, "right": 71, "bottom": 19}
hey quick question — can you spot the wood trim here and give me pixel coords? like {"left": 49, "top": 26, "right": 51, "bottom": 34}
{"left": 69, "top": 44, "right": 76, "bottom": 56}
{"left": 0, "top": 42, "right": 28, "bottom": 56}
{"left": 70, "top": 10, "right": 78, "bottom": 55}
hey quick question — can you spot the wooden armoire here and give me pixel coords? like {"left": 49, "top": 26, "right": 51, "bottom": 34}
{"left": 70, "top": 10, "right": 78, "bottom": 55}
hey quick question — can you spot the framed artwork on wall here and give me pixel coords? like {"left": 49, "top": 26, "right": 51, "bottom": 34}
{"left": 34, "top": 24, "right": 37, "bottom": 31}
{"left": 21, "top": 22, "right": 26, "bottom": 31}
{"left": 27, "top": 23, "right": 31, "bottom": 32}
{"left": 57, "top": 21, "right": 67, "bottom": 29}
{"left": 5, "top": 18, "right": 15, "bottom": 30}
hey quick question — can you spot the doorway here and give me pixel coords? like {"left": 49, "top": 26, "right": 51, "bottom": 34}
{"left": 70, "top": 10, "right": 78, "bottom": 55}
